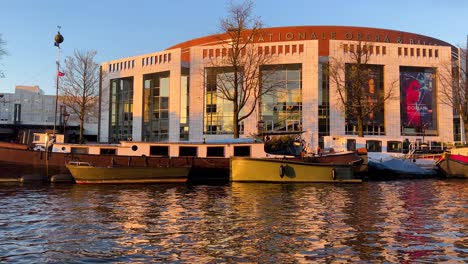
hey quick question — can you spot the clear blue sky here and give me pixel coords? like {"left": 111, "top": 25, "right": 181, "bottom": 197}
{"left": 1, "top": 0, "right": 467, "bottom": 95}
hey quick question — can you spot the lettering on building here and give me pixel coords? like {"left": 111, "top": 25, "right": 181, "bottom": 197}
{"left": 256, "top": 31, "right": 437, "bottom": 46}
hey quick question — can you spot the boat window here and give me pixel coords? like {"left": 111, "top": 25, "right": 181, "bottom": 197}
{"left": 234, "top": 146, "right": 251, "bottom": 157}
{"left": 366, "top": 140, "right": 382, "bottom": 152}
{"left": 347, "top": 139, "right": 356, "bottom": 151}
{"left": 100, "top": 148, "right": 117, "bottom": 155}
{"left": 71, "top": 147, "right": 88, "bottom": 154}
{"left": 131, "top": 145, "right": 138, "bottom": 151}
{"left": 179, "top": 146, "right": 197, "bottom": 157}
{"left": 387, "top": 141, "right": 402, "bottom": 153}
{"left": 150, "top": 146, "right": 169, "bottom": 156}
{"left": 207, "top": 146, "right": 225, "bottom": 157}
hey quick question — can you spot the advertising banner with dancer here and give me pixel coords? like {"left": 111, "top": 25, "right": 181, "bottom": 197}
{"left": 400, "top": 68, "right": 436, "bottom": 130}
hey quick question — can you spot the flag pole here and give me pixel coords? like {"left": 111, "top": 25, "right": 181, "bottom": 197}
{"left": 53, "top": 26, "right": 64, "bottom": 139}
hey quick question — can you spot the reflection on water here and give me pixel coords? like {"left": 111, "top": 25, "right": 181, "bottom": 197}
{"left": 0, "top": 180, "right": 466, "bottom": 263}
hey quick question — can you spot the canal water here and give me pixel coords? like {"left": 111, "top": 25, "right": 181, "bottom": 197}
{"left": 0, "top": 179, "right": 466, "bottom": 263}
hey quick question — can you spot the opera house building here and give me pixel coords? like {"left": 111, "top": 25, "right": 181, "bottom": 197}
{"left": 98, "top": 26, "right": 460, "bottom": 149}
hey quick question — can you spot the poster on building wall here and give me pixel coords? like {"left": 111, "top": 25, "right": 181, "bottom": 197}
{"left": 365, "top": 67, "right": 384, "bottom": 125}
{"left": 345, "top": 65, "right": 384, "bottom": 126}
{"left": 400, "top": 68, "right": 435, "bottom": 130}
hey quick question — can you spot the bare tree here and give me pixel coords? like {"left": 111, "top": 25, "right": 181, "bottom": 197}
{"left": 326, "top": 42, "right": 397, "bottom": 137}
{"left": 59, "top": 50, "right": 100, "bottom": 143}
{"left": 207, "top": 0, "right": 278, "bottom": 138}
{"left": 438, "top": 47, "right": 468, "bottom": 142}
{"left": 0, "top": 34, "right": 7, "bottom": 78}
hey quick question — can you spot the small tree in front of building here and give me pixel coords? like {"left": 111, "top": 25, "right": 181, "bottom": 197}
{"left": 326, "top": 42, "right": 397, "bottom": 137}
{"left": 207, "top": 0, "right": 278, "bottom": 138}
{"left": 0, "top": 34, "right": 7, "bottom": 78}
{"left": 438, "top": 47, "right": 468, "bottom": 143}
{"left": 59, "top": 50, "right": 100, "bottom": 143}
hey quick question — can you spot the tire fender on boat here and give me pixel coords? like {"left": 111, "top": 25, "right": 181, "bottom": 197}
{"left": 332, "top": 168, "right": 337, "bottom": 180}
{"left": 279, "top": 165, "right": 285, "bottom": 178}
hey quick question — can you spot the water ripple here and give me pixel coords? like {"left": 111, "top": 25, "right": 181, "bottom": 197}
{"left": 0, "top": 180, "right": 466, "bottom": 263}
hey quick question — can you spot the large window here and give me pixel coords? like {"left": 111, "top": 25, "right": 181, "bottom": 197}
{"left": 400, "top": 67, "right": 437, "bottom": 136}
{"left": 204, "top": 67, "right": 239, "bottom": 135}
{"left": 319, "top": 60, "right": 330, "bottom": 147}
{"left": 110, "top": 77, "right": 133, "bottom": 142}
{"left": 260, "top": 64, "right": 302, "bottom": 132}
{"left": 143, "top": 72, "right": 170, "bottom": 141}
{"left": 180, "top": 69, "right": 190, "bottom": 141}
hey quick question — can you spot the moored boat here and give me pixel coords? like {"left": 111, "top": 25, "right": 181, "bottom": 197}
{"left": 302, "top": 149, "right": 368, "bottom": 176}
{"left": 368, "top": 157, "right": 437, "bottom": 177}
{"left": 230, "top": 157, "right": 362, "bottom": 183}
{"left": 66, "top": 161, "right": 190, "bottom": 184}
{"left": 0, "top": 137, "right": 266, "bottom": 182}
{"left": 0, "top": 132, "right": 367, "bottom": 183}
{"left": 436, "top": 147, "right": 468, "bottom": 178}
{"left": 324, "top": 136, "right": 443, "bottom": 178}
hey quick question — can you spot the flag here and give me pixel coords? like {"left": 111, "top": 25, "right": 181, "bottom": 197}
{"left": 57, "top": 71, "right": 65, "bottom": 77}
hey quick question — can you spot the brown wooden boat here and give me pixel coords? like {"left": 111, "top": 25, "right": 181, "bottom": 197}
{"left": 437, "top": 152, "right": 468, "bottom": 178}
{"left": 0, "top": 144, "right": 226, "bottom": 182}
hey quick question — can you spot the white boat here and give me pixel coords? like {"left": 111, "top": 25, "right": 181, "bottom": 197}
{"left": 323, "top": 136, "right": 444, "bottom": 178}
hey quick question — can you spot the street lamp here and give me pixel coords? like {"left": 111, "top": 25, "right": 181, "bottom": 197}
{"left": 52, "top": 26, "right": 64, "bottom": 139}
{"left": 63, "top": 110, "right": 70, "bottom": 143}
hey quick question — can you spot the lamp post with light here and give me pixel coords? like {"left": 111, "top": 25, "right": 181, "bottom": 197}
{"left": 52, "top": 26, "right": 64, "bottom": 139}
{"left": 62, "top": 107, "right": 70, "bottom": 143}
{"left": 46, "top": 27, "right": 64, "bottom": 176}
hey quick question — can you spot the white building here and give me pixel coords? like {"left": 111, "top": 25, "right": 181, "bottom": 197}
{"left": 98, "top": 26, "right": 458, "bottom": 149}
{"left": 0, "top": 85, "right": 98, "bottom": 142}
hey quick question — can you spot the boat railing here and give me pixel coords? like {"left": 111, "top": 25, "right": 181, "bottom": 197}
{"left": 403, "top": 148, "right": 416, "bottom": 159}
{"left": 435, "top": 153, "right": 447, "bottom": 165}
{"left": 402, "top": 147, "right": 443, "bottom": 161}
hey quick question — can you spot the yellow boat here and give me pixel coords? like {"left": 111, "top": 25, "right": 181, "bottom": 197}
{"left": 230, "top": 157, "right": 362, "bottom": 183}
{"left": 66, "top": 161, "right": 190, "bottom": 184}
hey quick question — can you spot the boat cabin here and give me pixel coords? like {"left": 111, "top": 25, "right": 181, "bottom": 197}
{"left": 52, "top": 140, "right": 275, "bottom": 159}
{"left": 323, "top": 136, "right": 448, "bottom": 154}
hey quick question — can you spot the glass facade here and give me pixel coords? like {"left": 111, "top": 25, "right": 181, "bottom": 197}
{"left": 318, "top": 60, "right": 330, "bottom": 147}
{"left": 204, "top": 67, "right": 240, "bottom": 135}
{"left": 180, "top": 68, "right": 189, "bottom": 141}
{"left": 109, "top": 77, "right": 133, "bottom": 142}
{"left": 260, "top": 64, "right": 302, "bottom": 132}
{"left": 143, "top": 72, "right": 170, "bottom": 141}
